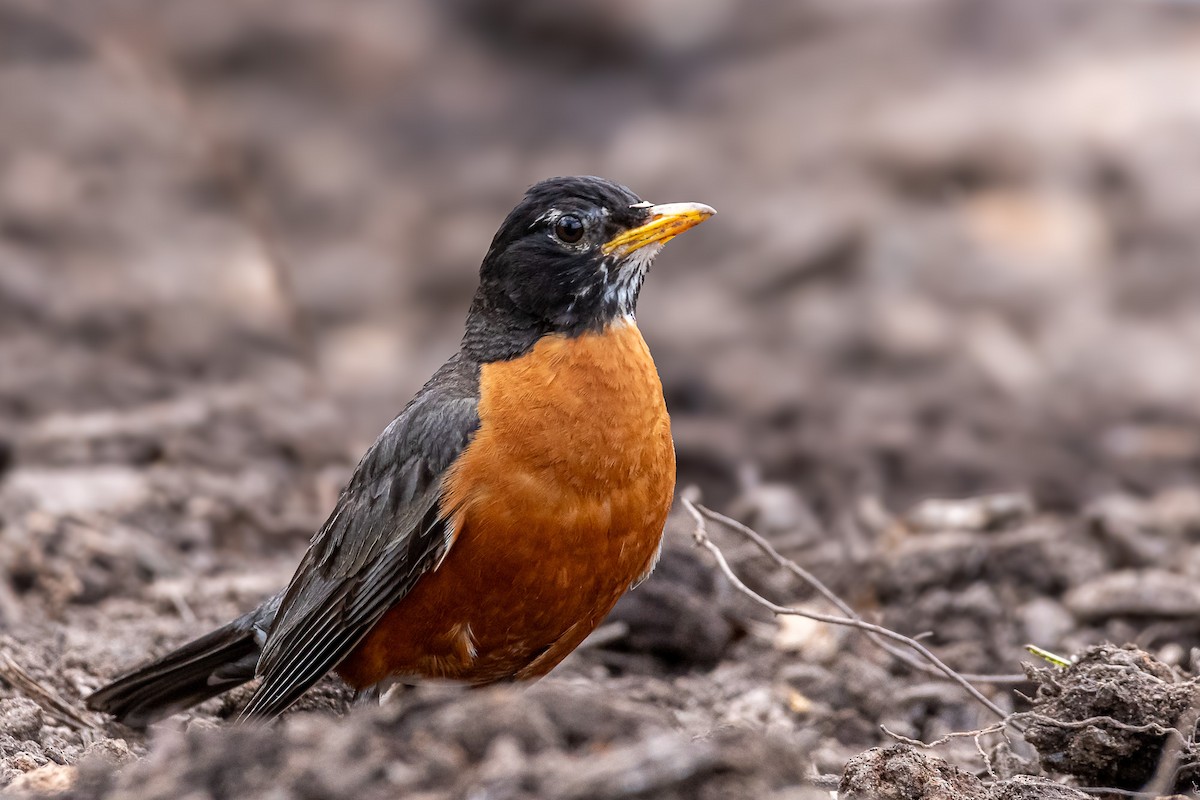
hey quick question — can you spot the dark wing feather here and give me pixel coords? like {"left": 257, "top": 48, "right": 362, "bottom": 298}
{"left": 238, "top": 355, "right": 480, "bottom": 720}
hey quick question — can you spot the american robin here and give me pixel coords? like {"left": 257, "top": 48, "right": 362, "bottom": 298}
{"left": 87, "top": 176, "right": 714, "bottom": 724}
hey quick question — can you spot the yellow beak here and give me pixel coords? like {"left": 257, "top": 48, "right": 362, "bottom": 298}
{"left": 602, "top": 201, "right": 716, "bottom": 258}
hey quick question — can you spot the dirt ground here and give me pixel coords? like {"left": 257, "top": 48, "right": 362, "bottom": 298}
{"left": 3, "top": 0, "right": 1200, "bottom": 797}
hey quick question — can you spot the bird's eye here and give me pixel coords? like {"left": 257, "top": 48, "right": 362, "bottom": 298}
{"left": 554, "top": 215, "right": 585, "bottom": 244}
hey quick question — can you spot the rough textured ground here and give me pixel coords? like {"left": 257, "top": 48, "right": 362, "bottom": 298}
{"left": 1022, "top": 645, "right": 1200, "bottom": 792}
{"left": 3, "top": 0, "right": 1200, "bottom": 797}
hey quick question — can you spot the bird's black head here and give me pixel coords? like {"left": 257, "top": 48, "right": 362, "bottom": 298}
{"left": 463, "top": 176, "right": 714, "bottom": 362}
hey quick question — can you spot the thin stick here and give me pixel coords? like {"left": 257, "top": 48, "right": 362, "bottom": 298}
{"left": 880, "top": 721, "right": 1007, "bottom": 749}
{"left": 691, "top": 503, "right": 1027, "bottom": 685}
{"left": 682, "top": 497, "right": 1013, "bottom": 725}
{"left": 0, "top": 653, "right": 96, "bottom": 730}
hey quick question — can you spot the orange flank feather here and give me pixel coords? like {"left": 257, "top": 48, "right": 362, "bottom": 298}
{"left": 335, "top": 321, "right": 676, "bottom": 688}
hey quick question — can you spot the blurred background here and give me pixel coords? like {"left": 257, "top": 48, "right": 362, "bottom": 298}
{"left": 4, "top": 0, "right": 1200, "bottom": 511}
{"left": 3, "top": 0, "right": 1200, "bottom": 795}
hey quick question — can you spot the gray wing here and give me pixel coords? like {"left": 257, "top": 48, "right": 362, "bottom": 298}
{"left": 237, "top": 355, "right": 480, "bottom": 720}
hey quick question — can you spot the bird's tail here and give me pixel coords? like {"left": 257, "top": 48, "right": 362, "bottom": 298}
{"left": 86, "top": 596, "right": 279, "bottom": 726}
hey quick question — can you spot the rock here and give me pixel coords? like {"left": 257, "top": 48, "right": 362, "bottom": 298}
{"left": 5, "top": 763, "right": 76, "bottom": 794}
{"left": 0, "top": 699, "right": 44, "bottom": 742}
{"left": 989, "top": 775, "right": 1088, "bottom": 799}
{"left": 728, "top": 481, "right": 822, "bottom": 544}
{"left": 1018, "top": 597, "right": 1074, "bottom": 648}
{"left": 772, "top": 612, "right": 839, "bottom": 663}
{"left": 840, "top": 744, "right": 989, "bottom": 800}
{"left": 1063, "top": 569, "right": 1200, "bottom": 621}
{"left": 80, "top": 739, "right": 136, "bottom": 769}
{"left": 906, "top": 493, "right": 1035, "bottom": 532}
{"left": 878, "top": 522, "right": 1097, "bottom": 600}
{"left": 3, "top": 467, "right": 149, "bottom": 516}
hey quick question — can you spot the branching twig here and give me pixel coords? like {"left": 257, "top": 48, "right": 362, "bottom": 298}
{"left": 690, "top": 503, "right": 1026, "bottom": 684}
{"left": 682, "top": 496, "right": 1014, "bottom": 726}
{"left": 882, "top": 721, "right": 1013, "bottom": 781}
{"left": 880, "top": 721, "right": 1007, "bottom": 749}
{"left": 685, "top": 491, "right": 1200, "bottom": 792}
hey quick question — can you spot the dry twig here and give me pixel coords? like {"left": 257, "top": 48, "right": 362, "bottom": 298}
{"left": 692, "top": 502, "right": 1026, "bottom": 685}
{"left": 880, "top": 721, "right": 1008, "bottom": 749}
{"left": 881, "top": 721, "right": 1010, "bottom": 780}
{"left": 0, "top": 652, "right": 96, "bottom": 730}
{"left": 682, "top": 496, "right": 1013, "bottom": 726}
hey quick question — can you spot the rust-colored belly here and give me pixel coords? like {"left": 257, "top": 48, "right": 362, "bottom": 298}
{"left": 336, "top": 322, "right": 675, "bottom": 688}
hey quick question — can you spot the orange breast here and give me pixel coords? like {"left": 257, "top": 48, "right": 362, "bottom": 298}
{"left": 336, "top": 321, "right": 676, "bottom": 688}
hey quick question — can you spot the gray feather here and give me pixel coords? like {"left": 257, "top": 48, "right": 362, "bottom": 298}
{"left": 238, "top": 355, "right": 481, "bottom": 720}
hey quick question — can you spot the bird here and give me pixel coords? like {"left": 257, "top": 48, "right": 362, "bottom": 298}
{"left": 86, "top": 175, "right": 715, "bottom": 725}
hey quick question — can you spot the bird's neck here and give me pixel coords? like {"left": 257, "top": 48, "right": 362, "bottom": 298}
{"left": 461, "top": 292, "right": 549, "bottom": 364}
{"left": 461, "top": 291, "right": 636, "bottom": 364}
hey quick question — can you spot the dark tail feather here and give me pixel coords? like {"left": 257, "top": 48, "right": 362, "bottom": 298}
{"left": 87, "top": 598, "right": 278, "bottom": 726}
